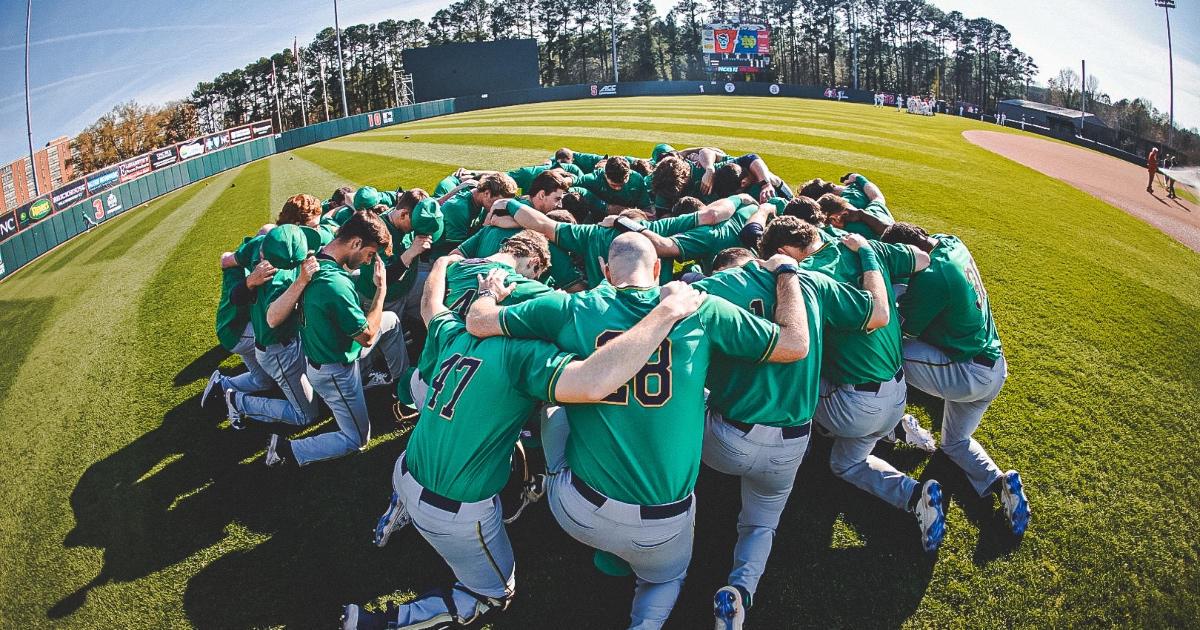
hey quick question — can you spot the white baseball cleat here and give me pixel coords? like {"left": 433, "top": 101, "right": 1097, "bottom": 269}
{"left": 914, "top": 479, "right": 947, "bottom": 552}
{"left": 713, "top": 585, "right": 746, "bottom": 630}
{"left": 201, "top": 370, "right": 221, "bottom": 408}
{"left": 362, "top": 369, "right": 394, "bottom": 390}
{"left": 900, "top": 414, "right": 936, "bottom": 453}
{"left": 264, "top": 434, "right": 286, "bottom": 467}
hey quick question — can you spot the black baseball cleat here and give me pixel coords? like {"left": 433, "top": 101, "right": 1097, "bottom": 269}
{"left": 341, "top": 604, "right": 393, "bottom": 630}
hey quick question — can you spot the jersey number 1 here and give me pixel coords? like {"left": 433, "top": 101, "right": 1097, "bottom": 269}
{"left": 426, "top": 353, "right": 483, "bottom": 420}
{"left": 595, "top": 331, "right": 672, "bottom": 407}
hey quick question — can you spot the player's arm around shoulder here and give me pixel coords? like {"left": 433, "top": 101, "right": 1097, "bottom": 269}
{"left": 761, "top": 253, "right": 811, "bottom": 363}
{"left": 465, "top": 267, "right": 570, "bottom": 340}
{"left": 554, "top": 281, "right": 704, "bottom": 402}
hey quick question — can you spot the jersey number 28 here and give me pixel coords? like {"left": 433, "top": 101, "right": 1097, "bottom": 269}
{"left": 595, "top": 331, "right": 672, "bottom": 407}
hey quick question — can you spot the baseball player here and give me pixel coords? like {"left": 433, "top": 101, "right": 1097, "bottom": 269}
{"left": 430, "top": 172, "right": 518, "bottom": 259}
{"left": 506, "top": 195, "right": 742, "bottom": 288}
{"left": 453, "top": 172, "right": 586, "bottom": 292}
{"left": 223, "top": 220, "right": 327, "bottom": 433}
{"left": 264, "top": 210, "right": 407, "bottom": 467}
{"left": 636, "top": 194, "right": 759, "bottom": 274}
{"left": 708, "top": 154, "right": 793, "bottom": 202}
{"left": 649, "top": 151, "right": 726, "bottom": 214}
{"left": 451, "top": 158, "right": 583, "bottom": 195}
{"left": 761, "top": 216, "right": 947, "bottom": 552}
{"left": 571, "top": 156, "right": 653, "bottom": 209}
{"left": 443, "top": 230, "right": 554, "bottom": 319}
{"left": 202, "top": 223, "right": 276, "bottom": 410}
{"left": 465, "top": 232, "right": 811, "bottom": 630}
{"left": 880, "top": 222, "right": 1030, "bottom": 535}
{"left": 816, "top": 193, "right": 894, "bottom": 239}
{"left": 342, "top": 255, "right": 705, "bottom": 630}
{"left": 689, "top": 238, "right": 887, "bottom": 630}
{"left": 799, "top": 173, "right": 886, "bottom": 210}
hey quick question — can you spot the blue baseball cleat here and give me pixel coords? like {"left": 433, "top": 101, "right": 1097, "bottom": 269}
{"left": 714, "top": 585, "right": 745, "bottom": 630}
{"left": 915, "top": 479, "right": 947, "bottom": 552}
{"left": 374, "top": 491, "right": 411, "bottom": 547}
{"left": 1000, "top": 470, "right": 1030, "bottom": 535}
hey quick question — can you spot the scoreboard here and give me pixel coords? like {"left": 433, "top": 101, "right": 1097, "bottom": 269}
{"left": 702, "top": 21, "right": 770, "bottom": 73}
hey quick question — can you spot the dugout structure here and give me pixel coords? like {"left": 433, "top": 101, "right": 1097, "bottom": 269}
{"left": 403, "top": 39, "right": 540, "bottom": 103}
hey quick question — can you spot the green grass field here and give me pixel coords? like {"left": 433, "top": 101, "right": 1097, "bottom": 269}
{"left": 1, "top": 96, "right": 1198, "bottom": 629}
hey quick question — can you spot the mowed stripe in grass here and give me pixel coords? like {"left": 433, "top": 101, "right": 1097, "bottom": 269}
{"left": 0, "top": 97, "right": 1196, "bottom": 629}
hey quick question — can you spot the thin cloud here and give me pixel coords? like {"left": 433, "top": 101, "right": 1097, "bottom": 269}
{"left": 0, "top": 25, "right": 238, "bottom": 52}
{"left": 0, "top": 65, "right": 151, "bottom": 105}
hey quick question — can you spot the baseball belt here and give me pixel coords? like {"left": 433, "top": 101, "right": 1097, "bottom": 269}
{"left": 852, "top": 367, "right": 905, "bottom": 394}
{"left": 723, "top": 416, "right": 811, "bottom": 440}
{"left": 570, "top": 474, "right": 692, "bottom": 520}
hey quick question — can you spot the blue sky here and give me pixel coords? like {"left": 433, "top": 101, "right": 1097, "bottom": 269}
{"left": 0, "top": 0, "right": 1196, "bottom": 167}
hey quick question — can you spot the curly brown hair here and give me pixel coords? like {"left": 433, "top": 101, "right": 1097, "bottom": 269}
{"left": 499, "top": 229, "right": 551, "bottom": 275}
{"left": 477, "top": 172, "right": 518, "bottom": 198}
{"left": 277, "top": 194, "right": 322, "bottom": 226}
{"left": 799, "top": 178, "right": 836, "bottom": 200}
{"left": 784, "top": 197, "right": 826, "bottom": 225}
{"left": 760, "top": 215, "right": 818, "bottom": 257}
{"left": 651, "top": 156, "right": 692, "bottom": 199}
{"left": 336, "top": 210, "right": 393, "bottom": 257}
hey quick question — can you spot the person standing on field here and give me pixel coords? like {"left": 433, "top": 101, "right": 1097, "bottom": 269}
{"left": 1147, "top": 147, "right": 1159, "bottom": 193}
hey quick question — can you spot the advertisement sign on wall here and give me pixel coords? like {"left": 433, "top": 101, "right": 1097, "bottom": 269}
{"left": 178, "top": 139, "right": 205, "bottom": 160}
{"left": 204, "top": 132, "right": 230, "bottom": 152}
{"left": 86, "top": 168, "right": 120, "bottom": 195}
{"left": 251, "top": 121, "right": 274, "bottom": 137}
{"left": 119, "top": 154, "right": 152, "bottom": 183}
{"left": 0, "top": 211, "right": 19, "bottom": 244}
{"left": 16, "top": 197, "right": 53, "bottom": 228}
{"left": 229, "top": 124, "right": 254, "bottom": 144}
{"left": 150, "top": 146, "right": 178, "bottom": 170}
{"left": 51, "top": 179, "right": 88, "bottom": 209}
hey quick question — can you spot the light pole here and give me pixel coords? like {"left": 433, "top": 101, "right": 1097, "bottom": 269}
{"left": 24, "top": 0, "right": 39, "bottom": 196}
{"left": 1153, "top": 0, "right": 1175, "bottom": 146}
{"left": 610, "top": 0, "right": 619, "bottom": 83}
{"left": 333, "top": 0, "right": 350, "bottom": 117}
{"left": 848, "top": 1, "right": 858, "bottom": 90}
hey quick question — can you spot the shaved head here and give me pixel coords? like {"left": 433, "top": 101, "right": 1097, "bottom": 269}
{"left": 606, "top": 233, "right": 658, "bottom": 283}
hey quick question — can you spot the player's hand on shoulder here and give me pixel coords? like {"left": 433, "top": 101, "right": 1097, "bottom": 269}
{"left": 758, "top": 184, "right": 775, "bottom": 204}
{"left": 298, "top": 256, "right": 319, "bottom": 284}
{"left": 247, "top": 259, "right": 277, "bottom": 288}
{"left": 598, "top": 215, "right": 619, "bottom": 228}
{"left": 839, "top": 233, "right": 868, "bottom": 252}
{"left": 478, "top": 268, "right": 516, "bottom": 303}
{"left": 658, "top": 281, "right": 705, "bottom": 320}
{"left": 841, "top": 172, "right": 861, "bottom": 185}
{"left": 220, "top": 252, "right": 238, "bottom": 269}
{"left": 762, "top": 253, "right": 799, "bottom": 272}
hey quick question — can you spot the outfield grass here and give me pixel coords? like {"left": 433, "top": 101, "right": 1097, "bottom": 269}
{"left": 1, "top": 96, "right": 1198, "bottom": 629}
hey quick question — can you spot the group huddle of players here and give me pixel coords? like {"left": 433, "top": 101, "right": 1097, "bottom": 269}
{"left": 205, "top": 143, "right": 1032, "bottom": 630}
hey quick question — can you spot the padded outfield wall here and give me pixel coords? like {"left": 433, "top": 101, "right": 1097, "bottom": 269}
{"left": 0, "top": 81, "right": 875, "bottom": 281}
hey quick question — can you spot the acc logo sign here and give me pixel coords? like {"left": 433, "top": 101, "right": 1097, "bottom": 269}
{"left": 598, "top": 85, "right": 617, "bottom": 96}
{"left": 724, "top": 83, "right": 735, "bottom": 93}
{"left": 716, "top": 32, "right": 730, "bottom": 50}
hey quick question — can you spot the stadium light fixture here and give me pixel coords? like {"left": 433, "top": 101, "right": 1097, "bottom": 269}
{"left": 1153, "top": 0, "right": 1175, "bottom": 146}
{"left": 24, "top": 0, "right": 39, "bottom": 195}
{"left": 333, "top": 0, "right": 350, "bottom": 118}
{"left": 610, "top": 0, "right": 619, "bottom": 83}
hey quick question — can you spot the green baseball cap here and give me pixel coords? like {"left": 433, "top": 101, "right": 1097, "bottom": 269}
{"left": 411, "top": 197, "right": 444, "bottom": 241}
{"left": 354, "top": 186, "right": 383, "bottom": 210}
{"left": 651, "top": 143, "right": 676, "bottom": 164}
{"left": 261, "top": 224, "right": 322, "bottom": 270}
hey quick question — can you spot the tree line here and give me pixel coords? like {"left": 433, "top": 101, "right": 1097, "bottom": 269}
{"left": 68, "top": 0, "right": 1196, "bottom": 173}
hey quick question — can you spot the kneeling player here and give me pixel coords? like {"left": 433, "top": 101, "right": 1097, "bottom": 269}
{"left": 880, "top": 222, "right": 1030, "bottom": 535}
{"left": 342, "top": 256, "right": 705, "bottom": 630}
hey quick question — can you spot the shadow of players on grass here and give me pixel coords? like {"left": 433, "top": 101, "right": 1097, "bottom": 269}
{"left": 173, "top": 345, "right": 232, "bottom": 388}
{"left": 51, "top": 360, "right": 421, "bottom": 628}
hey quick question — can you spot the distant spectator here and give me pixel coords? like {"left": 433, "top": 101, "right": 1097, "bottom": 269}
{"left": 1147, "top": 147, "right": 1159, "bottom": 194}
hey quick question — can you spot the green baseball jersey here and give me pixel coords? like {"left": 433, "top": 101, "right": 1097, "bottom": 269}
{"left": 841, "top": 199, "right": 893, "bottom": 240}
{"left": 506, "top": 162, "right": 584, "bottom": 193}
{"left": 572, "top": 171, "right": 652, "bottom": 209}
{"left": 355, "top": 214, "right": 417, "bottom": 304}
{"left": 897, "top": 235, "right": 1002, "bottom": 362}
{"left": 570, "top": 152, "right": 606, "bottom": 173}
{"left": 433, "top": 175, "right": 460, "bottom": 197}
{"left": 497, "top": 284, "right": 781, "bottom": 506}
{"left": 233, "top": 234, "right": 264, "bottom": 269}
{"left": 669, "top": 201, "right": 756, "bottom": 274}
{"left": 406, "top": 312, "right": 574, "bottom": 503}
{"left": 456, "top": 225, "right": 585, "bottom": 290}
{"left": 250, "top": 266, "right": 301, "bottom": 347}
{"left": 299, "top": 257, "right": 368, "bottom": 364}
{"left": 433, "top": 188, "right": 484, "bottom": 258}
{"left": 553, "top": 213, "right": 698, "bottom": 287}
{"left": 800, "top": 240, "right": 917, "bottom": 384}
{"left": 695, "top": 263, "right": 873, "bottom": 426}
{"left": 216, "top": 263, "right": 251, "bottom": 352}
{"left": 330, "top": 206, "right": 355, "bottom": 227}
{"left": 415, "top": 258, "right": 552, "bottom": 383}
{"left": 650, "top": 162, "right": 706, "bottom": 213}
{"left": 839, "top": 175, "right": 872, "bottom": 209}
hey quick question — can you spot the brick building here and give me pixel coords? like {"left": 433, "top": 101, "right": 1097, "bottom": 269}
{"left": 0, "top": 137, "right": 74, "bottom": 214}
